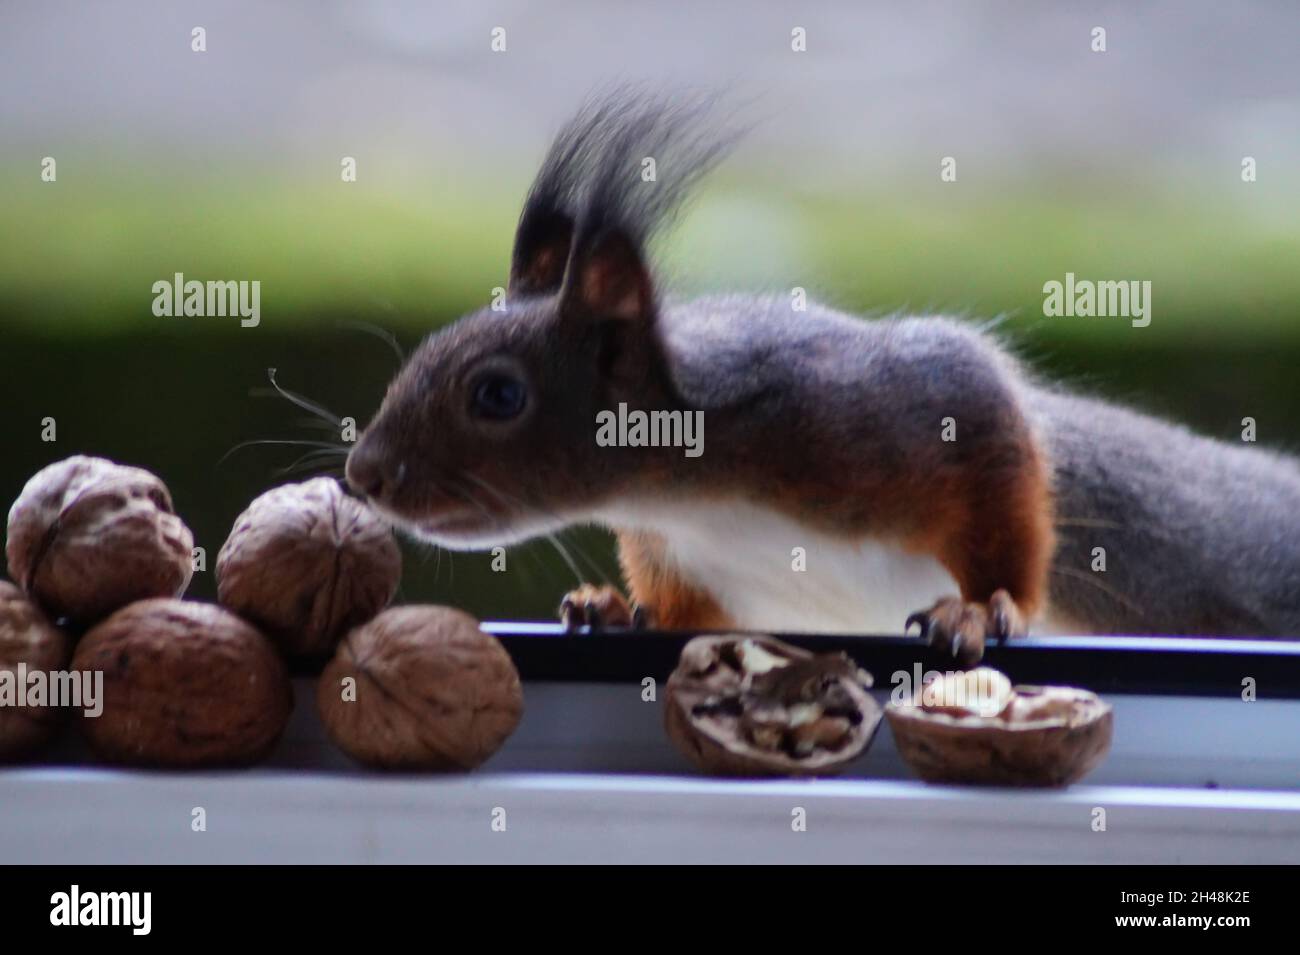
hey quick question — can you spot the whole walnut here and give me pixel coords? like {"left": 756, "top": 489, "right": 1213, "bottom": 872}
{"left": 217, "top": 478, "right": 401, "bottom": 657}
{"left": 0, "top": 581, "right": 74, "bottom": 761}
{"left": 71, "top": 598, "right": 292, "bottom": 768}
{"left": 5, "top": 456, "right": 194, "bottom": 624}
{"left": 317, "top": 606, "right": 523, "bottom": 771}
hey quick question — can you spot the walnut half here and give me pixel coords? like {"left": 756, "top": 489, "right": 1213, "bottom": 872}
{"left": 665, "top": 634, "right": 882, "bottom": 777}
{"left": 886, "top": 668, "right": 1113, "bottom": 786}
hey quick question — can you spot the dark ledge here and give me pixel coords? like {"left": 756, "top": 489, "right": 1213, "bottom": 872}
{"left": 293, "top": 622, "right": 1300, "bottom": 699}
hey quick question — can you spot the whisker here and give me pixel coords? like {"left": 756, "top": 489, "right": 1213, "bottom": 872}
{"left": 440, "top": 479, "right": 495, "bottom": 523}
{"left": 556, "top": 527, "right": 615, "bottom": 587}
{"left": 256, "top": 368, "right": 343, "bottom": 427}
{"left": 545, "top": 534, "right": 586, "bottom": 587}
{"left": 509, "top": 540, "right": 547, "bottom": 590}
{"left": 1049, "top": 565, "right": 1148, "bottom": 618}
{"left": 435, "top": 478, "right": 511, "bottom": 594}
{"left": 460, "top": 472, "right": 561, "bottom": 526}
{"left": 973, "top": 312, "right": 1014, "bottom": 335}
{"left": 277, "top": 465, "right": 346, "bottom": 481}
{"left": 337, "top": 319, "right": 406, "bottom": 367}
{"left": 218, "top": 438, "right": 347, "bottom": 467}
{"left": 291, "top": 416, "right": 351, "bottom": 436}
{"left": 274, "top": 452, "right": 349, "bottom": 479}
{"left": 456, "top": 473, "right": 614, "bottom": 589}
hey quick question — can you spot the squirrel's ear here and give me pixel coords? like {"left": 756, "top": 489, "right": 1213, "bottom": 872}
{"left": 563, "top": 229, "right": 654, "bottom": 323}
{"left": 509, "top": 208, "right": 574, "bottom": 297}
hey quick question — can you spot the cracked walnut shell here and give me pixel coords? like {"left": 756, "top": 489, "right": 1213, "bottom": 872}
{"left": 886, "top": 667, "right": 1113, "bottom": 786}
{"left": 5, "top": 456, "right": 194, "bottom": 624}
{"left": 665, "top": 634, "right": 882, "bottom": 777}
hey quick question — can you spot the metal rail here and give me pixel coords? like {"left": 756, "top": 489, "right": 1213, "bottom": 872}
{"left": 480, "top": 622, "right": 1300, "bottom": 698}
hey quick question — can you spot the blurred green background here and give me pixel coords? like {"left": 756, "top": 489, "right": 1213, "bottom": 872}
{"left": 3, "top": 1, "right": 1299, "bottom": 620}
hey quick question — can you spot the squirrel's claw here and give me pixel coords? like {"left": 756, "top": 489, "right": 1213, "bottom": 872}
{"left": 987, "top": 588, "right": 1022, "bottom": 647}
{"left": 906, "top": 591, "right": 1026, "bottom": 668}
{"left": 559, "top": 584, "right": 635, "bottom": 632}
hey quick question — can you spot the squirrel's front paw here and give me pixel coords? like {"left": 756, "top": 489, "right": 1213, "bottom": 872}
{"left": 559, "top": 584, "right": 649, "bottom": 631}
{"left": 905, "top": 589, "right": 1025, "bottom": 667}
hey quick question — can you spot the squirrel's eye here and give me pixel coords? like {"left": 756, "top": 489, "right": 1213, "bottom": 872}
{"left": 471, "top": 373, "right": 527, "bottom": 420}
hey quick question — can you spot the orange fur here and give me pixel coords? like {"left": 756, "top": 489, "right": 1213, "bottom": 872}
{"left": 617, "top": 529, "right": 734, "bottom": 630}
{"left": 614, "top": 428, "right": 1055, "bottom": 629}
{"left": 911, "top": 431, "right": 1055, "bottom": 618}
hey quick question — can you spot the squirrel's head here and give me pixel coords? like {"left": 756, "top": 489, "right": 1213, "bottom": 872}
{"left": 347, "top": 91, "right": 733, "bottom": 549}
{"left": 345, "top": 224, "right": 669, "bottom": 550}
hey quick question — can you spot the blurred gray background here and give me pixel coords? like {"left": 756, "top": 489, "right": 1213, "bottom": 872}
{"left": 2, "top": 1, "right": 1298, "bottom": 619}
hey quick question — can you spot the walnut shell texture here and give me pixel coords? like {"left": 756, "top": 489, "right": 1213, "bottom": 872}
{"left": 887, "top": 682, "right": 1114, "bottom": 786}
{"left": 217, "top": 477, "right": 401, "bottom": 657}
{"left": 5, "top": 456, "right": 194, "bottom": 624}
{"left": 317, "top": 606, "right": 523, "bottom": 771}
{"left": 665, "top": 634, "right": 882, "bottom": 777}
{"left": 0, "top": 580, "right": 74, "bottom": 761}
{"left": 71, "top": 598, "right": 292, "bottom": 768}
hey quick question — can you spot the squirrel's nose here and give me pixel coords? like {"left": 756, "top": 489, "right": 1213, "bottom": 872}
{"left": 345, "top": 440, "right": 394, "bottom": 501}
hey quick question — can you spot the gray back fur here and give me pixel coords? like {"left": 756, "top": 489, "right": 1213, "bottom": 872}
{"left": 659, "top": 293, "right": 1300, "bottom": 636}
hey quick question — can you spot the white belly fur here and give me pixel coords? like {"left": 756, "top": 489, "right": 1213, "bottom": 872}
{"left": 599, "top": 498, "right": 961, "bottom": 634}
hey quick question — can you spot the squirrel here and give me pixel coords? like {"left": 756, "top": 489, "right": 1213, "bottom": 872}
{"left": 345, "top": 92, "right": 1300, "bottom": 665}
